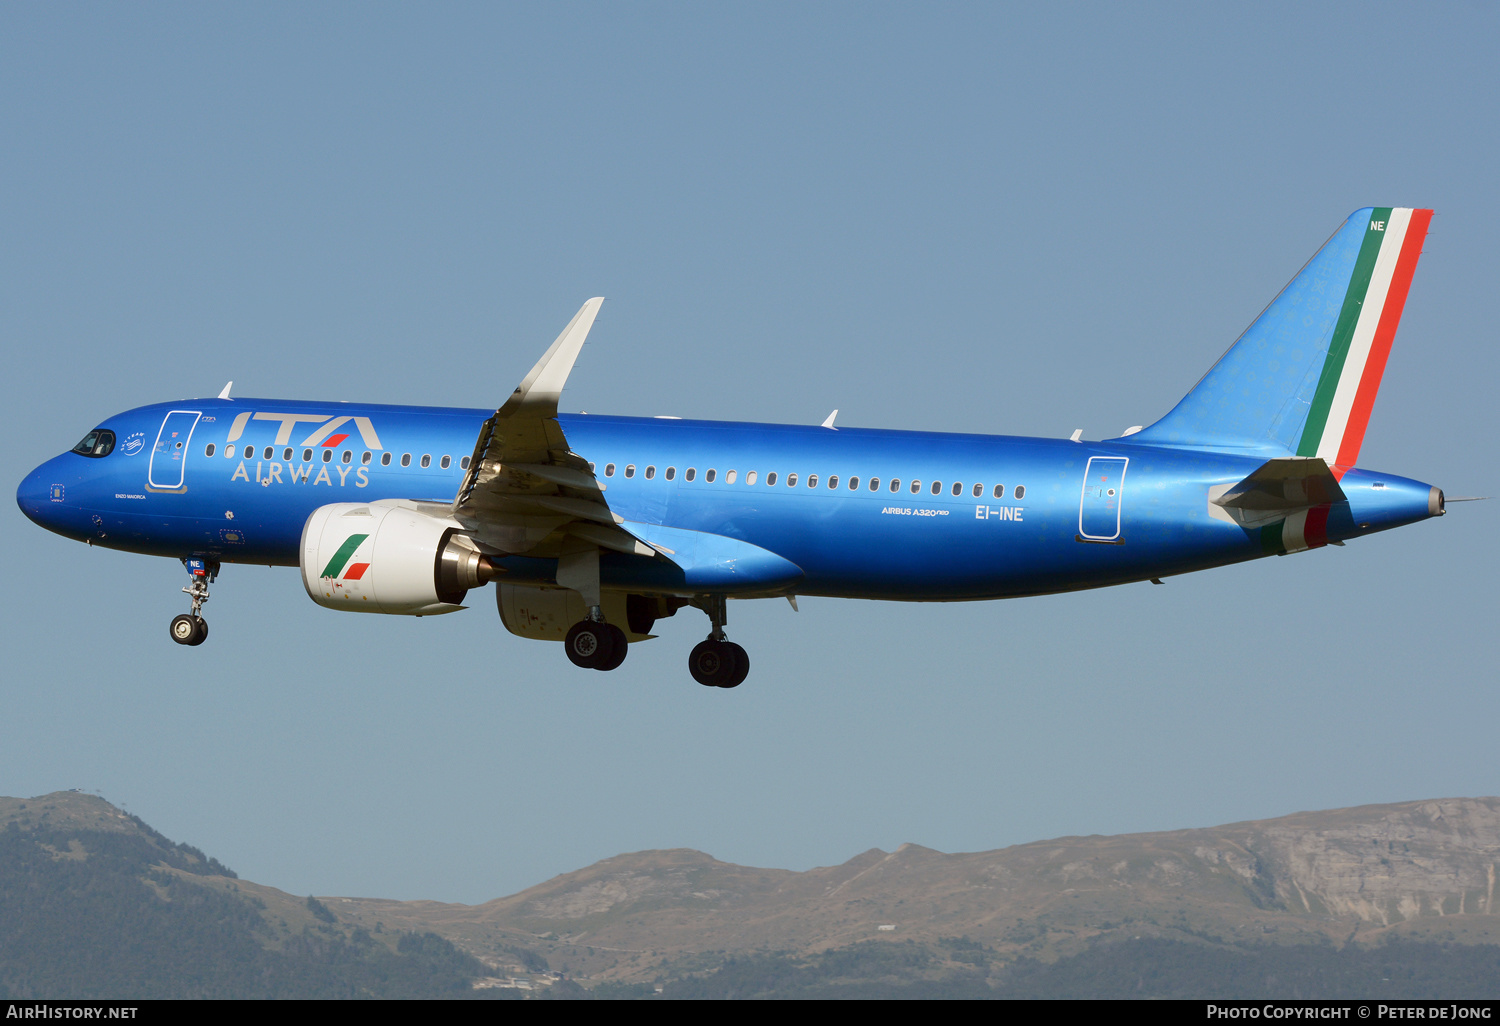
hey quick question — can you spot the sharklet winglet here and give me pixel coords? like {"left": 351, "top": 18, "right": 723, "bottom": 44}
{"left": 499, "top": 298, "right": 605, "bottom": 420}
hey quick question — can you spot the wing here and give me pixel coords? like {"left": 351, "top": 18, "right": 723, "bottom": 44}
{"left": 452, "top": 299, "right": 657, "bottom": 559}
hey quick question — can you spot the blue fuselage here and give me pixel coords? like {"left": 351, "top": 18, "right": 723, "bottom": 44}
{"left": 17, "top": 398, "right": 1440, "bottom": 601}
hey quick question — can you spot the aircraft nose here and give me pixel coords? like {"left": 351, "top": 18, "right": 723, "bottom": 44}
{"left": 16, "top": 460, "right": 62, "bottom": 528}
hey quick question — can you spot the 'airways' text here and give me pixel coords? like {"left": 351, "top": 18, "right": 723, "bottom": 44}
{"left": 231, "top": 461, "right": 369, "bottom": 489}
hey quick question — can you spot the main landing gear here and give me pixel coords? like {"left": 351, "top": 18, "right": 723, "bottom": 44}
{"left": 559, "top": 544, "right": 628, "bottom": 671}
{"left": 688, "top": 594, "right": 749, "bottom": 689}
{"left": 564, "top": 609, "right": 628, "bottom": 671}
{"left": 169, "top": 557, "right": 217, "bottom": 647}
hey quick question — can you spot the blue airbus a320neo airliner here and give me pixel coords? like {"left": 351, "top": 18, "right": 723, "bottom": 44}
{"left": 17, "top": 208, "right": 1452, "bottom": 688}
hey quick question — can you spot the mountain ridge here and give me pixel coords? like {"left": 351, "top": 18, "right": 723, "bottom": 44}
{"left": 320, "top": 796, "right": 1500, "bottom": 982}
{"left": 5, "top": 791, "right": 1499, "bottom": 993}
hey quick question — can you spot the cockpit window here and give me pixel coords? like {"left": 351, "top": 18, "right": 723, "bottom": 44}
{"left": 71, "top": 430, "right": 115, "bottom": 458}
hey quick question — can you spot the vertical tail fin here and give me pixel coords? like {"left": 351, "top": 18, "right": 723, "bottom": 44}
{"left": 1132, "top": 208, "right": 1432, "bottom": 465}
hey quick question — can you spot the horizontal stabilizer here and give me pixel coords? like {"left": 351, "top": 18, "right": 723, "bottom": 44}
{"left": 1213, "top": 458, "right": 1346, "bottom": 512}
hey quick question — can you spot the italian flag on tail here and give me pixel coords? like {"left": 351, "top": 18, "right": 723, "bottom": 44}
{"left": 1296, "top": 207, "right": 1432, "bottom": 471}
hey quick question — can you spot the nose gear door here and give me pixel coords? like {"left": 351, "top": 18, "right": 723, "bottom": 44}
{"left": 1078, "top": 456, "right": 1128, "bottom": 543}
{"left": 148, "top": 410, "right": 203, "bottom": 491}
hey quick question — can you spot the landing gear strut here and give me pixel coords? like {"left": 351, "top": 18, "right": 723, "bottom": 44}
{"left": 170, "top": 557, "right": 217, "bottom": 647}
{"left": 689, "top": 594, "right": 749, "bottom": 688}
{"left": 558, "top": 544, "right": 629, "bottom": 671}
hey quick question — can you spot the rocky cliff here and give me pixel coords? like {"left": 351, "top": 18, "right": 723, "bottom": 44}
{"left": 331, "top": 797, "right": 1500, "bottom": 982}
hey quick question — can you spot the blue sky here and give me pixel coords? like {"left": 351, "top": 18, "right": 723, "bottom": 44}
{"left": 3, "top": 3, "right": 1496, "bottom": 903}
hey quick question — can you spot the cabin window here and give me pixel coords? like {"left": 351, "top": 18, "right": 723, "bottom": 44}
{"left": 745, "top": 471, "right": 757, "bottom": 485}
{"left": 284, "top": 447, "right": 294, "bottom": 461}
{"left": 993, "top": 484, "right": 1004, "bottom": 498}
{"left": 786, "top": 473, "right": 797, "bottom": 487}
{"left": 1014, "top": 485, "right": 1026, "bottom": 500}
{"left": 362, "top": 451, "right": 372, "bottom": 465}
{"left": 972, "top": 483, "right": 982, "bottom": 497}
{"left": 910, "top": 480, "right": 921, "bottom": 494}
{"left": 685, "top": 467, "right": 696, "bottom": 481}
{"left": 624, "top": 464, "right": 635, "bottom": 478}
{"left": 645, "top": 465, "right": 656, "bottom": 479}
{"left": 848, "top": 477, "right": 859, "bottom": 490}
{"left": 440, "top": 455, "right": 451, "bottom": 469}
{"left": 868, "top": 478, "right": 879, "bottom": 491}
{"left": 725, "top": 469, "right": 737, "bottom": 484}
{"left": 342, "top": 450, "right": 352, "bottom": 464}
{"left": 706, "top": 469, "right": 717, "bottom": 483}
{"left": 303, "top": 449, "right": 313, "bottom": 462}
{"left": 807, "top": 474, "right": 818, "bottom": 488}
{"left": 461, "top": 455, "right": 470, "bottom": 470}
{"left": 323, "top": 450, "right": 334, "bottom": 463}
{"left": 828, "top": 475, "right": 838, "bottom": 489}
{"left": 890, "top": 479, "right": 901, "bottom": 492}
{"left": 951, "top": 482, "right": 962, "bottom": 496}
{"left": 605, "top": 463, "right": 615, "bottom": 477}
{"left": 401, "top": 453, "right": 412, "bottom": 467}
{"left": 223, "top": 444, "right": 235, "bottom": 458}
{"left": 766, "top": 472, "right": 778, "bottom": 486}
{"left": 931, "top": 481, "right": 942, "bottom": 495}
{"left": 420, "top": 454, "right": 431, "bottom": 469}
{"left": 588, "top": 462, "right": 595, "bottom": 473}
{"left": 381, "top": 452, "right": 392, "bottom": 466}
{"left": 665, "top": 466, "right": 676, "bottom": 481}
{"left": 204, "top": 443, "right": 216, "bottom": 457}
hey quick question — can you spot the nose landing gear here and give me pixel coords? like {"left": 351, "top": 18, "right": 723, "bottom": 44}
{"left": 689, "top": 594, "right": 749, "bottom": 688}
{"left": 169, "top": 558, "right": 217, "bottom": 647}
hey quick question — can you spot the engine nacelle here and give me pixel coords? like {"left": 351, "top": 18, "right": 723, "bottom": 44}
{"left": 301, "top": 501, "right": 492, "bottom": 615}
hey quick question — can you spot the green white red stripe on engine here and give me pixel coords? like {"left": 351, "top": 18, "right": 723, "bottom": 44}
{"left": 320, "top": 533, "right": 369, "bottom": 579}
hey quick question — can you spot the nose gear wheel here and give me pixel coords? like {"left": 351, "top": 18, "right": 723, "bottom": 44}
{"left": 169, "top": 614, "right": 207, "bottom": 646}
{"left": 170, "top": 558, "right": 218, "bottom": 647}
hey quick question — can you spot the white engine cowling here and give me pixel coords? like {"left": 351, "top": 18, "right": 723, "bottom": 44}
{"left": 301, "top": 501, "right": 490, "bottom": 615}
